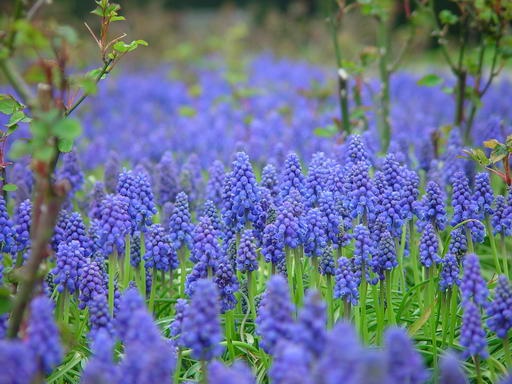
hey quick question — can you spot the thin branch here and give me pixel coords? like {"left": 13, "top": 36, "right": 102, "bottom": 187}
{"left": 27, "top": 0, "right": 48, "bottom": 21}
{"left": 84, "top": 22, "right": 101, "bottom": 49}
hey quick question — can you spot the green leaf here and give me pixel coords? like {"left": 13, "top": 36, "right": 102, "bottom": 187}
{"left": 58, "top": 139, "right": 74, "bottom": 153}
{"left": 314, "top": 125, "right": 338, "bottom": 138}
{"left": 0, "top": 94, "right": 23, "bottom": 115}
{"left": 53, "top": 118, "right": 82, "bottom": 141}
{"left": 178, "top": 106, "right": 197, "bottom": 118}
{"left": 417, "top": 74, "right": 444, "bottom": 87}
{"left": 2, "top": 184, "right": 17, "bottom": 192}
{"left": 484, "top": 139, "right": 500, "bottom": 149}
{"left": 7, "top": 110, "right": 31, "bottom": 128}
{"left": 0, "top": 287, "right": 12, "bottom": 315}
{"left": 439, "top": 9, "right": 458, "bottom": 25}
{"left": 112, "top": 39, "right": 148, "bottom": 54}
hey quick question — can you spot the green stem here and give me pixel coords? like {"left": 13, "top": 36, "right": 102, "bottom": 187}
{"left": 501, "top": 234, "right": 509, "bottom": 277}
{"left": 285, "top": 248, "right": 294, "bottom": 299}
{"left": 503, "top": 337, "right": 512, "bottom": 368}
{"left": 311, "top": 256, "right": 320, "bottom": 289}
{"left": 485, "top": 217, "right": 502, "bottom": 274}
{"left": 441, "top": 290, "right": 451, "bottom": 348}
{"left": 465, "top": 226, "right": 474, "bottom": 254}
{"left": 148, "top": 268, "right": 157, "bottom": 313}
{"left": 122, "top": 234, "right": 131, "bottom": 289}
{"left": 174, "top": 349, "right": 182, "bottom": 383}
{"left": 294, "top": 248, "right": 304, "bottom": 307}
{"left": 475, "top": 356, "right": 483, "bottom": 384}
{"left": 108, "top": 250, "right": 117, "bottom": 316}
{"left": 376, "top": 281, "right": 385, "bottom": 344}
{"left": 140, "top": 232, "right": 147, "bottom": 298}
{"left": 225, "top": 309, "right": 236, "bottom": 362}
{"left": 377, "top": 16, "right": 391, "bottom": 151}
{"left": 326, "top": 275, "right": 334, "bottom": 328}
{"left": 200, "top": 360, "right": 208, "bottom": 384}
{"left": 449, "top": 286, "right": 458, "bottom": 346}
{"left": 385, "top": 270, "right": 395, "bottom": 325}
{"left": 360, "top": 271, "right": 368, "bottom": 343}
{"left": 179, "top": 248, "right": 187, "bottom": 297}
{"left": 247, "top": 271, "right": 256, "bottom": 320}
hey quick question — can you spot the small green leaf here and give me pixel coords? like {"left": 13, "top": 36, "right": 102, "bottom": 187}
{"left": 484, "top": 139, "right": 500, "bottom": 149}
{"left": 2, "top": 184, "right": 17, "bottom": 192}
{"left": 178, "top": 106, "right": 197, "bottom": 118}
{"left": 7, "top": 110, "right": 30, "bottom": 128}
{"left": 314, "top": 125, "right": 338, "bottom": 138}
{"left": 0, "top": 94, "right": 23, "bottom": 115}
{"left": 53, "top": 118, "right": 82, "bottom": 141}
{"left": 0, "top": 287, "right": 12, "bottom": 315}
{"left": 417, "top": 74, "right": 444, "bottom": 87}
{"left": 58, "top": 138, "right": 74, "bottom": 153}
{"left": 439, "top": 9, "right": 458, "bottom": 25}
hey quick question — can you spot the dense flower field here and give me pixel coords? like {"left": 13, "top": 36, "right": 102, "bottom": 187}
{"left": 1, "top": 55, "right": 512, "bottom": 383}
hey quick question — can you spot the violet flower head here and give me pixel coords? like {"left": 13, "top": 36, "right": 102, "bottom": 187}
{"left": 214, "top": 259, "right": 239, "bottom": 313}
{"left": 144, "top": 223, "right": 178, "bottom": 272}
{"left": 261, "top": 163, "right": 280, "bottom": 202}
{"left": 202, "top": 199, "right": 223, "bottom": 237}
{"left": 117, "top": 169, "right": 157, "bottom": 231}
{"left": 275, "top": 200, "right": 301, "bottom": 249}
{"left": 262, "top": 223, "right": 284, "bottom": 265}
{"left": 256, "top": 275, "right": 294, "bottom": 354}
{"left": 168, "top": 191, "right": 194, "bottom": 251}
{"left": 104, "top": 150, "right": 120, "bottom": 193}
{"left": 346, "top": 134, "right": 371, "bottom": 167}
{"left": 439, "top": 253, "right": 461, "bottom": 292}
{"left": 208, "top": 360, "right": 255, "bottom": 384}
{"left": 88, "top": 181, "right": 106, "bottom": 221}
{"left": 439, "top": 351, "right": 468, "bottom": 384}
{"left": 57, "top": 150, "right": 84, "bottom": 195}
{"left": 98, "top": 194, "right": 132, "bottom": 255}
{"left": 51, "top": 210, "right": 69, "bottom": 252}
{"left": 88, "top": 293, "right": 114, "bottom": 339}
{"left": 334, "top": 256, "right": 359, "bottom": 305}
{"left": 460, "top": 300, "right": 488, "bottom": 359}
{"left": 64, "top": 212, "right": 93, "bottom": 256}
{"left": 156, "top": 151, "right": 179, "bottom": 205}
{"left": 0, "top": 197, "right": 15, "bottom": 254}
{"left": 130, "top": 231, "right": 141, "bottom": 267}
{"left": 473, "top": 172, "right": 494, "bottom": 217}
{"left": 461, "top": 253, "right": 488, "bottom": 307}
{"left": 115, "top": 287, "right": 145, "bottom": 342}
{"left": 0, "top": 340, "right": 36, "bottom": 384}
{"left": 448, "top": 227, "right": 468, "bottom": 257}
{"left": 27, "top": 296, "right": 62, "bottom": 374}
{"left": 80, "top": 329, "right": 118, "bottom": 384}
{"left": 180, "top": 152, "right": 203, "bottom": 205}
{"left": 353, "top": 224, "right": 373, "bottom": 274}
{"left": 181, "top": 279, "right": 223, "bottom": 361}
{"left": 419, "top": 223, "right": 441, "bottom": 268}
{"left": 400, "top": 168, "right": 420, "bottom": 221}
{"left": 78, "top": 259, "right": 106, "bottom": 309}
{"left": 294, "top": 289, "right": 327, "bottom": 358}
{"left": 301, "top": 208, "right": 328, "bottom": 258}
{"left": 372, "top": 230, "right": 398, "bottom": 279}
{"left": 13, "top": 199, "right": 31, "bottom": 253}
{"left": 206, "top": 160, "right": 225, "bottom": 207}
{"left": 305, "top": 152, "right": 331, "bottom": 207}
{"left": 236, "top": 229, "right": 258, "bottom": 273}
{"left": 343, "top": 161, "right": 377, "bottom": 220}
{"left": 169, "top": 298, "right": 188, "bottom": 347}
{"left": 161, "top": 201, "right": 174, "bottom": 231}
{"left": 319, "top": 246, "right": 335, "bottom": 276}
{"left": 227, "top": 152, "right": 261, "bottom": 232}
{"left": 486, "top": 275, "right": 512, "bottom": 339}
{"left": 280, "top": 152, "right": 306, "bottom": 201}
{"left": 190, "top": 215, "right": 221, "bottom": 269}
{"left": 383, "top": 327, "right": 428, "bottom": 384}
{"left": 451, "top": 171, "right": 485, "bottom": 243}
{"left": 52, "top": 240, "right": 86, "bottom": 294}
{"left": 492, "top": 194, "right": 512, "bottom": 236}
{"left": 415, "top": 181, "right": 446, "bottom": 231}
{"left": 269, "top": 342, "right": 314, "bottom": 384}
{"left": 318, "top": 191, "right": 349, "bottom": 248}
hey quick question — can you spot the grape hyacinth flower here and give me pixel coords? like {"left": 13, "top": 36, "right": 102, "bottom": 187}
{"left": 353, "top": 224, "right": 373, "bottom": 279}
{"left": 492, "top": 194, "right": 512, "bottom": 236}
{"left": 169, "top": 298, "right": 188, "bottom": 347}
{"left": 64, "top": 212, "right": 93, "bottom": 257}
{"left": 168, "top": 192, "right": 194, "bottom": 251}
{"left": 294, "top": 289, "right": 327, "bottom": 358}
{"left": 202, "top": 199, "right": 223, "bottom": 237}
{"left": 419, "top": 223, "right": 441, "bottom": 268}
{"left": 80, "top": 329, "right": 118, "bottom": 384}
{"left": 144, "top": 224, "right": 178, "bottom": 272}
{"left": 190, "top": 216, "right": 221, "bottom": 267}
{"left": 319, "top": 246, "right": 335, "bottom": 277}
{"left": 116, "top": 287, "right": 145, "bottom": 343}
{"left": 305, "top": 152, "right": 331, "bottom": 207}
{"left": 104, "top": 151, "right": 120, "bottom": 193}
{"left": 208, "top": 360, "right": 255, "bottom": 384}
{"left": 156, "top": 151, "right": 179, "bottom": 205}
{"left": 451, "top": 171, "right": 485, "bottom": 243}
{"left": 448, "top": 227, "right": 468, "bottom": 257}
{"left": 415, "top": 181, "right": 446, "bottom": 232}
{"left": 98, "top": 194, "right": 132, "bottom": 256}
{"left": 214, "top": 259, "right": 239, "bottom": 313}
{"left": 181, "top": 279, "right": 223, "bottom": 361}
{"left": 461, "top": 254, "right": 488, "bottom": 307}
{"left": 280, "top": 152, "right": 305, "bottom": 200}
{"left": 372, "top": 229, "right": 398, "bottom": 281}
{"left": 78, "top": 260, "right": 106, "bottom": 309}
{"left": 117, "top": 169, "right": 157, "bottom": 232}
{"left": 0, "top": 197, "right": 15, "bottom": 254}
{"left": 261, "top": 163, "right": 280, "bottom": 203}
{"left": 460, "top": 300, "right": 488, "bottom": 359}
{"left": 301, "top": 208, "right": 328, "bottom": 258}
{"left": 236, "top": 229, "right": 258, "bottom": 273}
{"left": 26, "top": 296, "right": 62, "bottom": 374}
{"left": 275, "top": 200, "right": 301, "bottom": 249}
{"left": 487, "top": 275, "right": 512, "bottom": 339}
{"left": 88, "top": 293, "right": 114, "bottom": 339}
{"left": 269, "top": 342, "right": 314, "bottom": 384}
{"left": 57, "top": 150, "right": 84, "bottom": 195}
{"left": 439, "top": 253, "right": 461, "bottom": 292}
{"left": 343, "top": 161, "right": 377, "bottom": 221}
{"left": 13, "top": 199, "right": 30, "bottom": 253}
{"left": 334, "top": 257, "right": 360, "bottom": 306}
{"left": 180, "top": 153, "right": 203, "bottom": 205}
{"left": 346, "top": 134, "right": 371, "bottom": 167}
{"left": 88, "top": 181, "right": 106, "bottom": 221}
{"left": 161, "top": 201, "right": 174, "bottom": 231}
{"left": 0, "top": 340, "right": 36, "bottom": 384}
{"left": 261, "top": 223, "right": 284, "bottom": 267}
{"left": 52, "top": 240, "right": 86, "bottom": 294}
{"left": 206, "top": 160, "right": 225, "bottom": 207}
{"left": 473, "top": 172, "right": 494, "bottom": 217}
{"left": 318, "top": 191, "right": 350, "bottom": 248}
{"left": 383, "top": 327, "right": 428, "bottom": 384}
{"left": 439, "top": 351, "right": 468, "bottom": 384}
{"left": 256, "top": 275, "right": 294, "bottom": 354}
